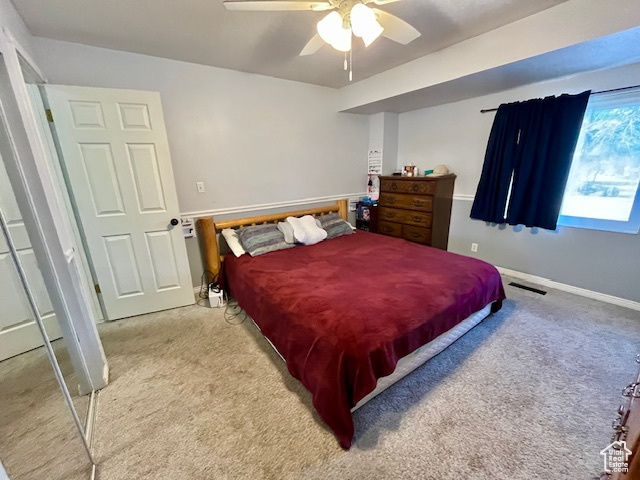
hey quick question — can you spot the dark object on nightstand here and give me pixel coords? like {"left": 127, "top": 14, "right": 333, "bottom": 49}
{"left": 355, "top": 202, "right": 378, "bottom": 233}
{"left": 377, "top": 174, "right": 456, "bottom": 250}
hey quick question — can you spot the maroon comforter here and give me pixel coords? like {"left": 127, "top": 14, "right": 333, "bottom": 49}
{"left": 223, "top": 231, "right": 505, "bottom": 449}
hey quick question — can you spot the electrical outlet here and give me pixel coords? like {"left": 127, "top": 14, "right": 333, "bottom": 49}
{"left": 196, "top": 182, "right": 205, "bottom": 194}
{"left": 471, "top": 243, "right": 478, "bottom": 253}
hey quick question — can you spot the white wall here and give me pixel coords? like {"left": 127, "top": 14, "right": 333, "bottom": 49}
{"left": 368, "top": 112, "right": 398, "bottom": 176}
{"left": 0, "top": 0, "right": 34, "bottom": 57}
{"left": 31, "top": 37, "right": 369, "bottom": 283}
{"left": 32, "top": 38, "right": 369, "bottom": 216}
{"left": 398, "top": 62, "right": 640, "bottom": 302}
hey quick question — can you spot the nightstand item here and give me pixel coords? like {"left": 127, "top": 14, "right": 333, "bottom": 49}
{"left": 355, "top": 202, "right": 378, "bottom": 233}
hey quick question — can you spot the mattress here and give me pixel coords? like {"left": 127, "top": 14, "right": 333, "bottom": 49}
{"left": 351, "top": 303, "right": 491, "bottom": 411}
{"left": 250, "top": 303, "right": 491, "bottom": 412}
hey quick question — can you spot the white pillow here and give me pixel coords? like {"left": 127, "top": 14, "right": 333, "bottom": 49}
{"left": 278, "top": 219, "right": 324, "bottom": 244}
{"left": 286, "top": 215, "right": 327, "bottom": 246}
{"left": 221, "top": 229, "right": 246, "bottom": 257}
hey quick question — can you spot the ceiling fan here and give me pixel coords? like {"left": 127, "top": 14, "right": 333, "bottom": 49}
{"left": 222, "top": 0, "right": 421, "bottom": 58}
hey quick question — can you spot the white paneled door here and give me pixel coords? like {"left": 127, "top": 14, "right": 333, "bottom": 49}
{"left": 0, "top": 158, "right": 62, "bottom": 361}
{"left": 45, "top": 86, "right": 193, "bottom": 320}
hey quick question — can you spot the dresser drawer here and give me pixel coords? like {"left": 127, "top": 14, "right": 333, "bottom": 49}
{"left": 378, "top": 220, "right": 403, "bottom": 238}
{"left": 378, "top": 207, "right": 432, "bottom": 228}
{"left": 379, "top": 193, "right": 433, "bottom": 212}
{"left": 381, "top": 178, "right": 436, "bottom": 195}
{"left": 609, "top": 357, "right": 640, "bottom": 480}
{"left": 402, "top": 225, "right": 432, "bottom": 245}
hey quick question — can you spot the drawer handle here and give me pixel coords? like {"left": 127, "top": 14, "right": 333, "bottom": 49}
{"left": 610, "top": 430, "right": 627, "bottom": 446}
{"left": 410, "top": 232, "right": 422, "bottom": 238}
{"left": 384, "top": 212, "right": 396, "bottom": 218}
{"left": 413, "top": 200, "right": 425, "bottom": 206}
{"left": 390, "top": 182, "right": 398, "bottom": 190}
{"left": 622, "top": 382, "right": 640, "bottom": 398}
{"left": 412, "top": 184, "right": 420, "bottom": 192}
{"left": 412, "top": 216, "right": 423, "bottom": 222}
{"left": 383, "top": 226, "right": 393, "bottom": 233}
{"left": 612, "top": 418, "right": 629, "bottom": 433}
{"left": 386, "top": 197, "right": 396, "bottom": 204}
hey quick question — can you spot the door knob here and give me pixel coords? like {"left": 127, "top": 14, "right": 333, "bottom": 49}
{"left": 170, "top": 218, "right": 179, "bottom": 226}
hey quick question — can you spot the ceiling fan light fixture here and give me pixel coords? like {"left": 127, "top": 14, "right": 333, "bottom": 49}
{"left": 350, "top": 3, "right": 383, "bottom": 46}
{"left": 331, "top": 26, "right": 352, "bottom": 52}
{"left": 317, "top": 11, "right": 342, "bottom": 45}
{"left": 317, "top": 11, "right": 352, "bottom": 52}
{"left": 360, "top": 20, "right": 383, "bottom": 47}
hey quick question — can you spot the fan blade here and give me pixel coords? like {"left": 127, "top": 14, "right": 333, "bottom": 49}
{"left": 299, "top": 34, "right": 325, "bottom": 56}
{"left": 223, "top": 1, "right": 333, "bottom": 11}
{"left": 367, "top": 0, "right": 401, "bottom": 5}
{"left": 373, "top": 8, "right": 420, "bottom": 44}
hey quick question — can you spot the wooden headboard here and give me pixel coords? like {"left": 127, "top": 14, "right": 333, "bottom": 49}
{"left": 196, "top": 199, "right": 348, "bottom": 280}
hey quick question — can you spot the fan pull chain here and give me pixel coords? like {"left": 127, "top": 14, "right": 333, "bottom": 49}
{"left": 344, "top": 52, "right": 347, "bottom": 71}
{"left": 349, "top": 48, "right": 353, "bottom": 82}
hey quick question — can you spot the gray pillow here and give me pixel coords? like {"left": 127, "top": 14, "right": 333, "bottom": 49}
{"left": 237, "top": 224, "right": 296, "bottom": 257}
{"left": 317, "top": 213, "right": 354, "bottom": 239}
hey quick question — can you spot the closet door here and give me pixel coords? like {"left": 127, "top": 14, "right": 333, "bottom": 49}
{"left": 0, "top": 158, "right": 62, "bottom": 361}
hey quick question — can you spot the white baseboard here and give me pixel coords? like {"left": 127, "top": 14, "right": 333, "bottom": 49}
{"left": 496, "top": 266, "right": 640, "bottom": 312}
{"left": 102, "top": 363, "right": 109, "bottom": 385}
{"left": 85, "top": 390, "right": 98, "bottom": 450}
{"left": 452, "top": 194, "right": 474, "bottom": 202}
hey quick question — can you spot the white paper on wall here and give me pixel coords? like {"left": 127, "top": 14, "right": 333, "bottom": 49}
{"left": 367, "top": 150, "right": 382, "bottom": 174}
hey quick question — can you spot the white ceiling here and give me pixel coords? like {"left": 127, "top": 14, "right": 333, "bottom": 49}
{"left": 11, "top": 0, "right": 567, "bottom": 88}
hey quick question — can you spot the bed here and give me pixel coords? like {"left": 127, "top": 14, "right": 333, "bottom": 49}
{"left": 198, "top": 200, "right": 505, "bottom": 449}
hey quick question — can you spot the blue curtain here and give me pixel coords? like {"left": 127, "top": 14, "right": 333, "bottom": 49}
{"left": 470, "top": 91, "right": 590, "bottom": 230}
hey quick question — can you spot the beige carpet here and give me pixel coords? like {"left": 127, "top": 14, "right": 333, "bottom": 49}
{"left": 90, "top": 278, "right": 640, "bottom": 480}
{"left": 0, "top": 340, "right": 92, "bottom": 480}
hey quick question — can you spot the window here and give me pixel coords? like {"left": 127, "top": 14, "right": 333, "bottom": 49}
{"left": 558, "top": 89, "right": 640, "bottom": 234}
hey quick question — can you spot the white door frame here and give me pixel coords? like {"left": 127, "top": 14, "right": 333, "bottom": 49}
{"left": 0, "top": 459, "right": 9, "bottom": 480}
{"left": 26, "top": 83, "right": 104, "bottom": 322}
{"left": 0, "top": 27, "right": 107, "bottom": 394}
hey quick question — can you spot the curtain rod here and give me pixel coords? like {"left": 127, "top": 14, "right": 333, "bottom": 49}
{"left": 479, "top": 84, "right": 640, "bottom": 114}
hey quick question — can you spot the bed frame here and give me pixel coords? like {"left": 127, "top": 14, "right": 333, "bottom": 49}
{"left": 196, "top": 199, "right": 349, "bottom": 280}
{"left": 196, "top": 199, "right": 494, "bottom": 415}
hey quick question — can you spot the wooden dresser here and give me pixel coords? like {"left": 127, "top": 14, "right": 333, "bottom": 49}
{"left": 602, "top": 355, "right": 640, "bottom": 480}
{"left": 377, "top": 174, "right": 456, "bottom": 250}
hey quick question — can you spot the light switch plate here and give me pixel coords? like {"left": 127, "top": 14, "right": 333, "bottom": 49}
{"left": 196, "top": 182, "right": 205, "bottom": 194}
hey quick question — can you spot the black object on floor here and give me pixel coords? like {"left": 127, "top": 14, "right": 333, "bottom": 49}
{"left": 509, "top": 282, "right": 547, "bottom": 295}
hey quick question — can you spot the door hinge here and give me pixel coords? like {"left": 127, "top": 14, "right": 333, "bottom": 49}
{"left": 94, "top": 283, "right": 101, "bottom": 294}
{"left": 45, "top": 109, "right": 53, "bottom": 122}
